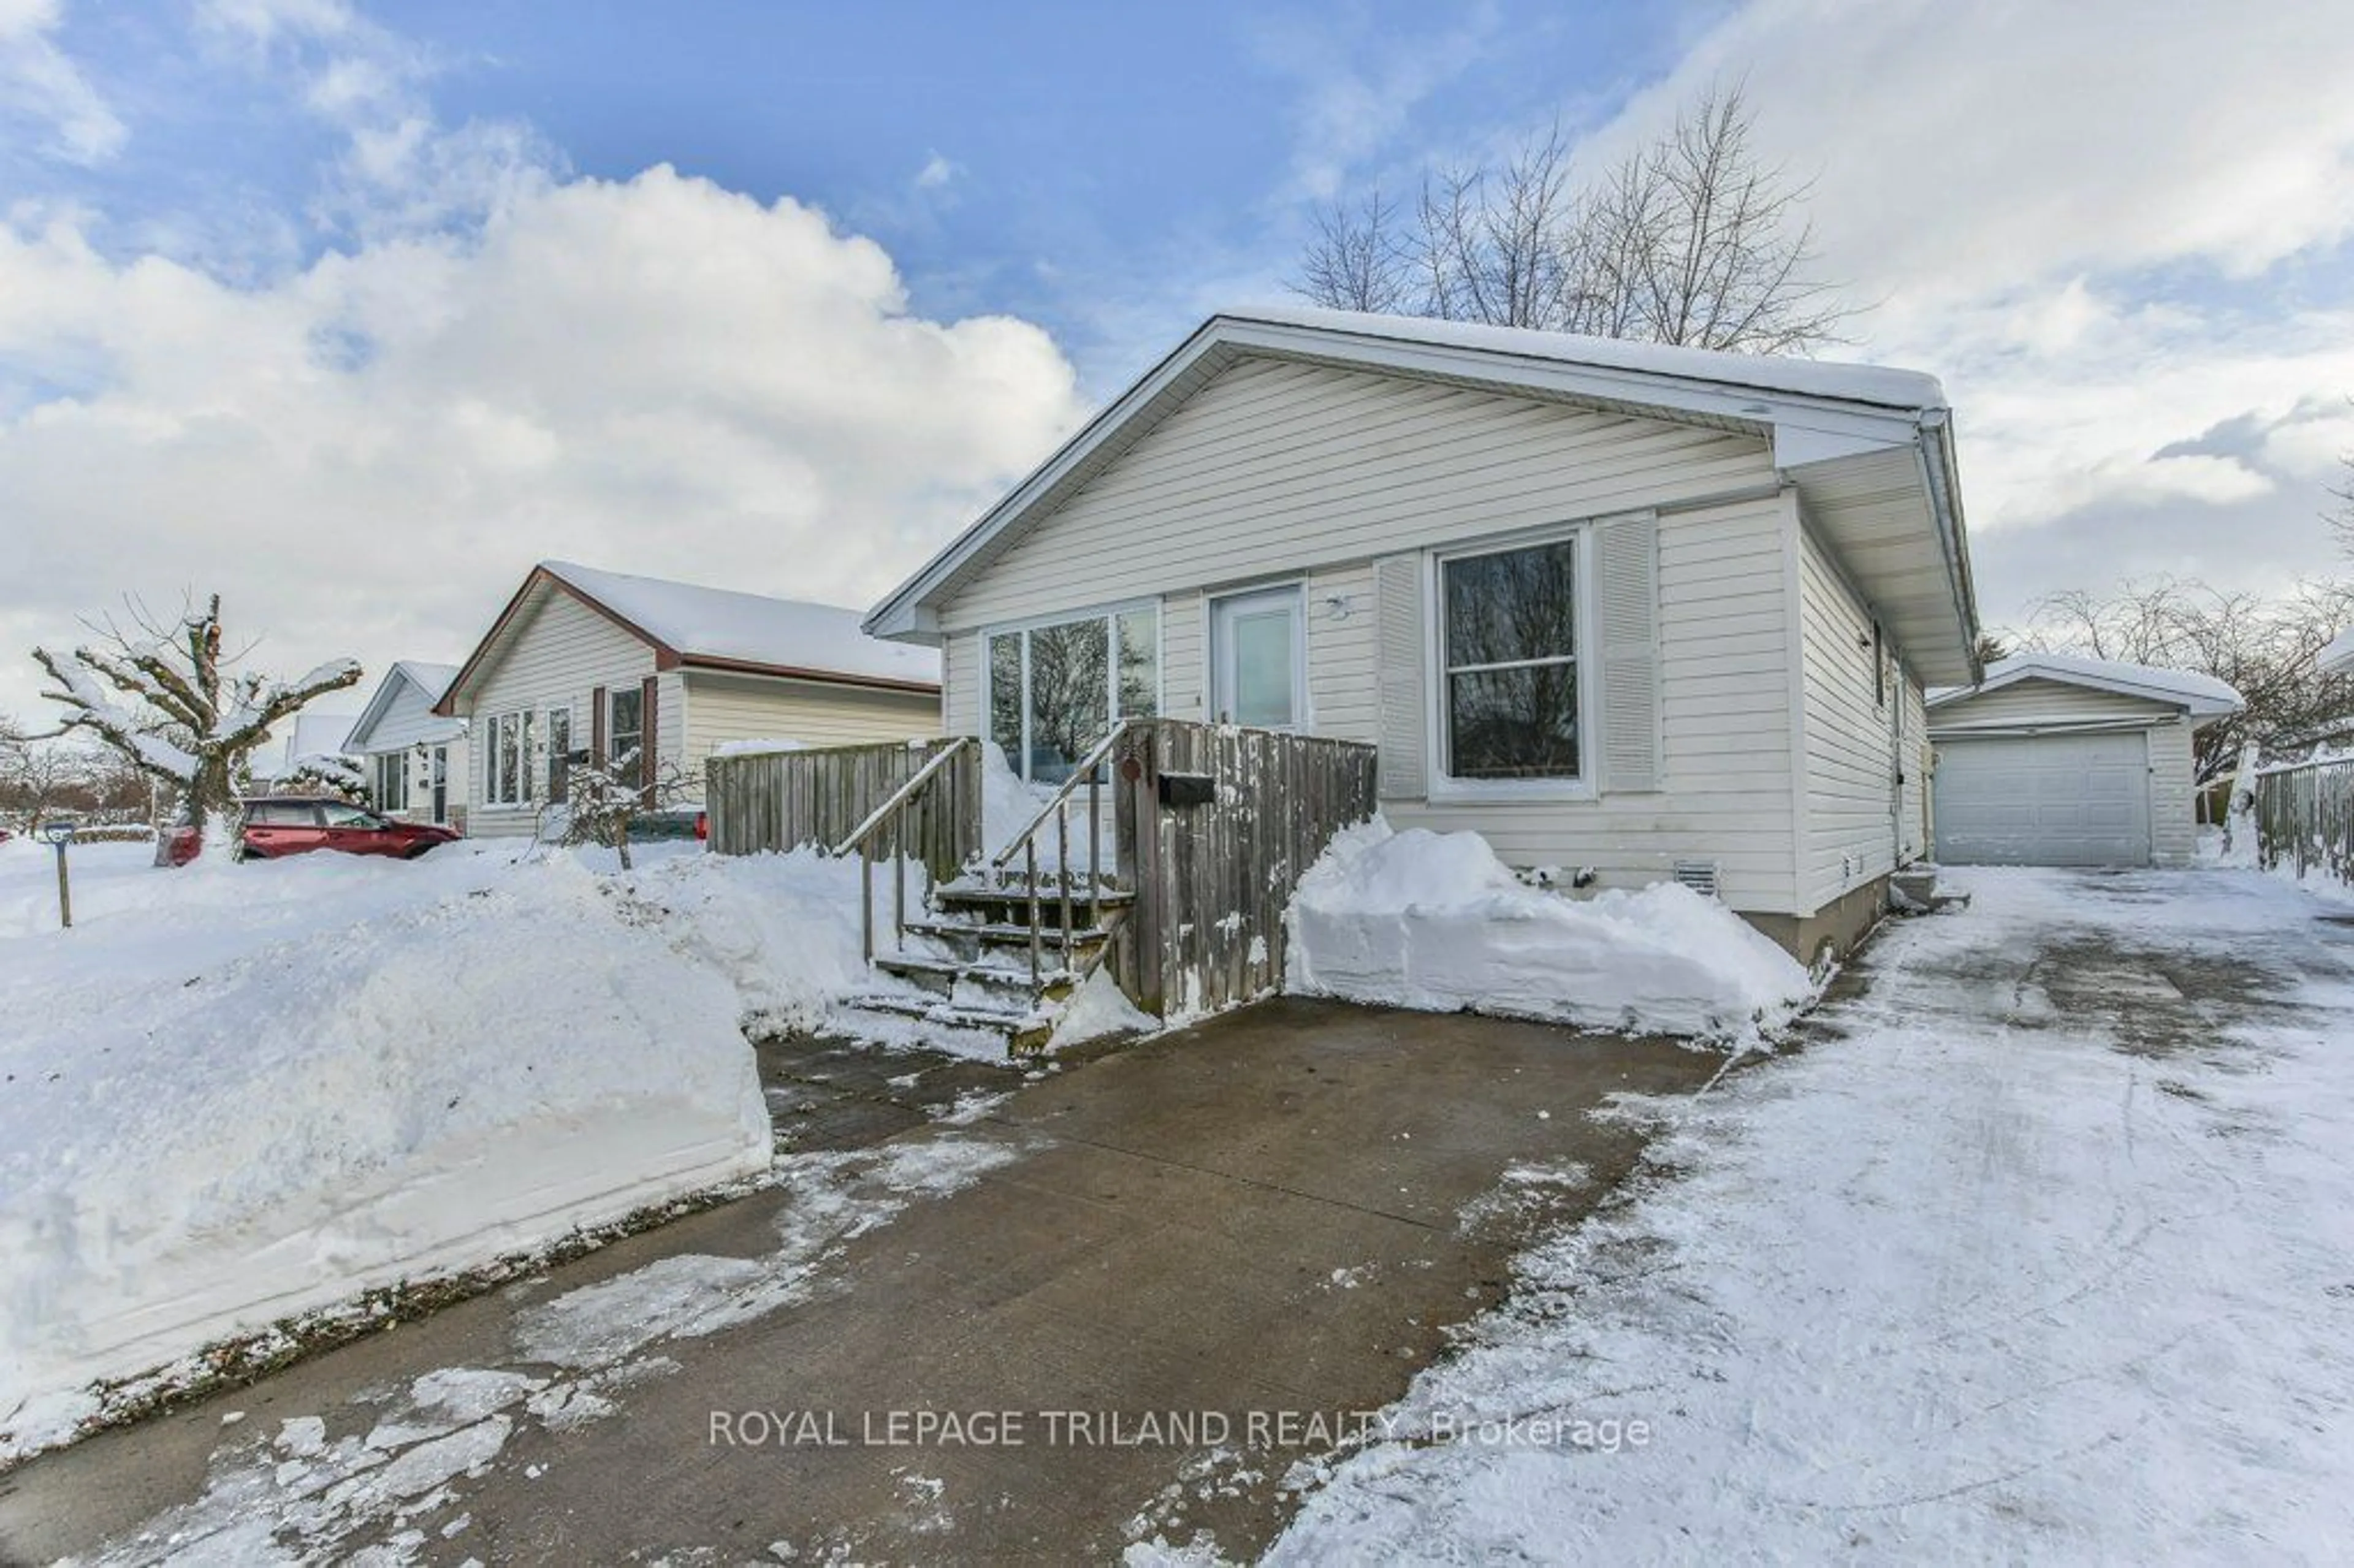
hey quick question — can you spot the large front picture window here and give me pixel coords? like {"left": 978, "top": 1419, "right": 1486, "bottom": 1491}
{"left": 988, "top": 606, "right": 1158, "bottom": 784}
{"left": 1441, "top": 538, "right": 1581, "bottom": 781}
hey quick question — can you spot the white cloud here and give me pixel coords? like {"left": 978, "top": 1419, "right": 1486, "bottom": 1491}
{"left": 913, "top": 153, "right": 958, "bottom": 192}
{"left": 1249, "top": 5, "right": 1504, "bottom": 202}
{"left": 1540, "top": 0, "right": 2354, "bottom": 617}
{"left": 0, "top": 0, "right": 125, "bottom": 165}
{"left": 0, "top": 166, "right": 1087, "bottom": 719}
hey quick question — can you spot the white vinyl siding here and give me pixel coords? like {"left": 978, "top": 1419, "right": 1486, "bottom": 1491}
{"left": 932, "top": 359, "right": 1775, "bottom": 631}
{"left": 1796, "top": 521, "right": 1905, "bottom": 910}
{"left": 1929, "top": 677, "right": 2185, "bottom": 733}
{"left": 680, "top": 671, "right": 939, "bottom": 783}
{"left": 1899, "top": 669, "right": 1929, "bottom": 864}
{"left": 463, "top": 591, "right": 657, "bottom": 838}
{"left": 1144, "top": 497, "right": 1799, "bottom": 912}
{"left": 2146, "top": 717, "right": 2198, "bottom": 867}
{"left": 348, "top": 672, "right": 455, "bottom": 755}
{"left": 346, "top": 670, "right": 471, "bottom": 827}
{"left": 926, "top": 358, "right": 1813, "bottom": 913}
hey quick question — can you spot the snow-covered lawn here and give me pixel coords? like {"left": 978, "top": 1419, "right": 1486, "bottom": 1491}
{"left": 1267, "top": 866, "right": 2354, "bottom": 1562}
{"left": 0, "top": 835, "right": 893, "bottom": 1464}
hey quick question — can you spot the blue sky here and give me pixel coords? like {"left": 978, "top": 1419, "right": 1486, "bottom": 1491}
{"left": 17, "top": 0, "right": 1697, "bottom": 387}
{"left": 4, "top": 0, "right": 2352, "bottom": 718}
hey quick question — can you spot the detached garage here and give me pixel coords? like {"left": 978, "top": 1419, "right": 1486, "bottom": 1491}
{"left": 1927, "top": 655, "right": 2242, "bottom": 867}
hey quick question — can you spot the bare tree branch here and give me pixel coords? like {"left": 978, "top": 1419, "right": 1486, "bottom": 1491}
{"left": 1290, "top": 82, "right": 1848, "bottom": 354}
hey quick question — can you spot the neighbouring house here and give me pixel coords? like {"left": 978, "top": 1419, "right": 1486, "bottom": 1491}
{"left": 248, "top": 710, "right": 359, "bottom": 793}
{"left": 344, "top": 661, "right": 469, "bottom": 831}
{"left": 438, "top": 561, "right": 942, "bottom": 838}
{"left": 863, "top": 306, "right": 1982, "bottom": 961}
{"left": 1925, "top": 653, "right": 2243, "bottom": 867}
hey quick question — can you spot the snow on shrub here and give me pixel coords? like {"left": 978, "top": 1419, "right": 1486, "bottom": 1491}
{"left": 0, "top": 851, "right": 771, "bottom": 1462}
{"left": 1284, "top": 819, "right": 1813, "bottom": 1040}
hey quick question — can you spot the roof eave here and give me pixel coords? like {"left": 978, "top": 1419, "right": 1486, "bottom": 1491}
{"left": 865, "top": 311, "right": 1960, "bottom": 644}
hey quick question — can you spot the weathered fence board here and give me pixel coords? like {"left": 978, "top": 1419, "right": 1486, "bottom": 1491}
{"left": 2257, "top": 754, "right": 2354, "bottom": 889}
{"left": 704, "top": 739, "right": 980, "bottom": 881}
{"left": 1111, "top": 720, "right": 1379, "bottom": 1016}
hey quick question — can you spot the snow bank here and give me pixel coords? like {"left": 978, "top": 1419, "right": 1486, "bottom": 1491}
{"left": 1284, "top": 820, "right": 1812, "bottom": 1040}
{"left": 621, "top": 845, "right": 886, "bottom": 1034}
{"left": 0, "top": 847, "right": 773, "bottom": 1461}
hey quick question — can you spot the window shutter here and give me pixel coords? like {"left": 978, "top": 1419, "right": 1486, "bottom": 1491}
{"left": 639, "top": 675, "right": 660, "bottom": 804}
{"left": 591, "top": 685, "right": 608, "bottom": 765}
{"left": 1595, "top": 512, "right": 1662, "bottom": 793}
{"left": 1374, "top": 553, "right": 1426, "bottom": 800}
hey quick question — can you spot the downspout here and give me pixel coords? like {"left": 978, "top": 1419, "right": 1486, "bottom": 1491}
{"left": 1912, "top": 409, "right": 1984, "bottom": 686}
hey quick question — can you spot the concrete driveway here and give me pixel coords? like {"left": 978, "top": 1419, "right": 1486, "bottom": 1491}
{"left": 0, "top": 999, "right": 1721, "bottom": 1564}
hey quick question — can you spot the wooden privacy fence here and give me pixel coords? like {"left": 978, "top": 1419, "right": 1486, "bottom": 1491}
{"left": 2256, "top": 753, "right": 2354, "bottom": 889}
{"left": 1110, "top": 720, "right": 1379, "bottom": 1017}
{"left": 704, "top": 738, "right": 980, "bottom": 881}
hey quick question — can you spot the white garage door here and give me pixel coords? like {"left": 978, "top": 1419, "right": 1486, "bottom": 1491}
{"left": 1933, "top": 732, "right": 2152, "bottom": 866}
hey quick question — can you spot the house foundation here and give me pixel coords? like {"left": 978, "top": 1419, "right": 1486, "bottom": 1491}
{"left": 1741, "top": 875, "right": 1891, "bottom": 970}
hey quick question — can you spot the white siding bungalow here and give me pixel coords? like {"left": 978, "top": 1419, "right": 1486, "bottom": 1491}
{"left": 1927, "top": 653, "right": 2242, "bottom": 867}
{"left": 343, "top": 661, "right": 469, "bottom": 829}
{"left": 440, "top": 561, "right": 943, "bottom": 840}
{"left": 865, "top": 308, "right": 1983, "bottom": 961}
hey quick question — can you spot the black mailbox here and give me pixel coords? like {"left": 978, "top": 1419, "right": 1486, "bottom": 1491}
{"left": 1157, "top": 771, "right": 1216, "bottom": 807}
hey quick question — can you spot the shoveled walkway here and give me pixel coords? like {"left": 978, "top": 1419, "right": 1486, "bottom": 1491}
{"left": 0, "top": 1000, "right": 1720, "bottom": 1564}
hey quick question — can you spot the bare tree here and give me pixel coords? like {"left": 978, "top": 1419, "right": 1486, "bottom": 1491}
{"left": 1298, "top": 189, "right": 1415, "bottom": 315}
{"left": 33, "top": 594, "right": 362, "bottom": 861}
{"left": 1295, "top": 83, "right": 1845, "bottom": 353}
{"left": 2023, "top": 577, "right": 2354, "bottom": 782}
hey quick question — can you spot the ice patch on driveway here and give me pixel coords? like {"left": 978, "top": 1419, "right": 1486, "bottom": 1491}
{"left": 1268, "top": 867, "right": 2354, "bottom": 1562}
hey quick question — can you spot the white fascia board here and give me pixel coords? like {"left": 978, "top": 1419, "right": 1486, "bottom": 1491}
{"left": 864, "top": 312, "right": 1951, "bottom": 644}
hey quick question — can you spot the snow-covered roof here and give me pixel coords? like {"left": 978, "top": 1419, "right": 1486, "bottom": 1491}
{"left": 1929, "top": 653, "right": 2244, "bottom": 718}
{"left": 541, "top": 562, "right": 940, "bottom": 687}
{"left": 1235, "top": 304, "right": 1950, "bottom": 413}
{"left": 444, "top": 563, "right": 942, "bottom": 710}
{"left": 864, "top": 306, "right": 1982, "bottom": 685}
{"left": 2320, "top": 625, "right": 2354, "bottom": 676}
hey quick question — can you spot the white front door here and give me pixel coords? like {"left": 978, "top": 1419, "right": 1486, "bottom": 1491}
{"left": 1210, "top": 586, "right": 1303, "bottom": 730}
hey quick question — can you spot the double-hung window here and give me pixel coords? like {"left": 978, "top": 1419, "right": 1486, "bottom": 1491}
{"left": 607, "top": 687, "right": 644, "bottom": 776}
{"left": 986, "top": 604, "right": 1158, "bottom": 785}
{"left": 1439, "top": 536, "right": 1582, "bottom": 782}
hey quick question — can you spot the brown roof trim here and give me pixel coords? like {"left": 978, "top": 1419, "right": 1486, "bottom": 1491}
{"left": 677, "top": 653, "right": 940, "bottom": 695}
{"left": 435, "top": 566, "right": 674, "bottom": 715}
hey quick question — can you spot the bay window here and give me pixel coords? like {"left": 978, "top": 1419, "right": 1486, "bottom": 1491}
{"left": 1440, "top": 536, "right": 1582, "bottom": 782}
{"left": 986, "top": 604, "right": 1159, "bottom": 784}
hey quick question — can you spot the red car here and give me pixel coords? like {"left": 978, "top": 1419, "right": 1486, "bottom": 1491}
{"left": 163, "top": 797, "right": 462, "bottom": 865}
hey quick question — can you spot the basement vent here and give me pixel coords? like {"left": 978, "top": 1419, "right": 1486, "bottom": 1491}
{"left": 1670, "top": 860, "right": 1721, "bottom": 900}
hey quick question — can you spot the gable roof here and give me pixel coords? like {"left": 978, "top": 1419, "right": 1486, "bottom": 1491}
{"left": 346, "top": 661, "right": 463, "bottom": 752}
{"left": 863, "top": 305, "right": 1981, "bottom": 684}
{"left": 441, "top": 561, "right": 942, "bottom": 714}
{"left": 1929, "top": 653, "right": 2244, "bottom": 718}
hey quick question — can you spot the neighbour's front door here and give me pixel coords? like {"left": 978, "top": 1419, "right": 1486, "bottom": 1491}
{"left": 1211, "top": 585, "right": 1303, "bottom": 730}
